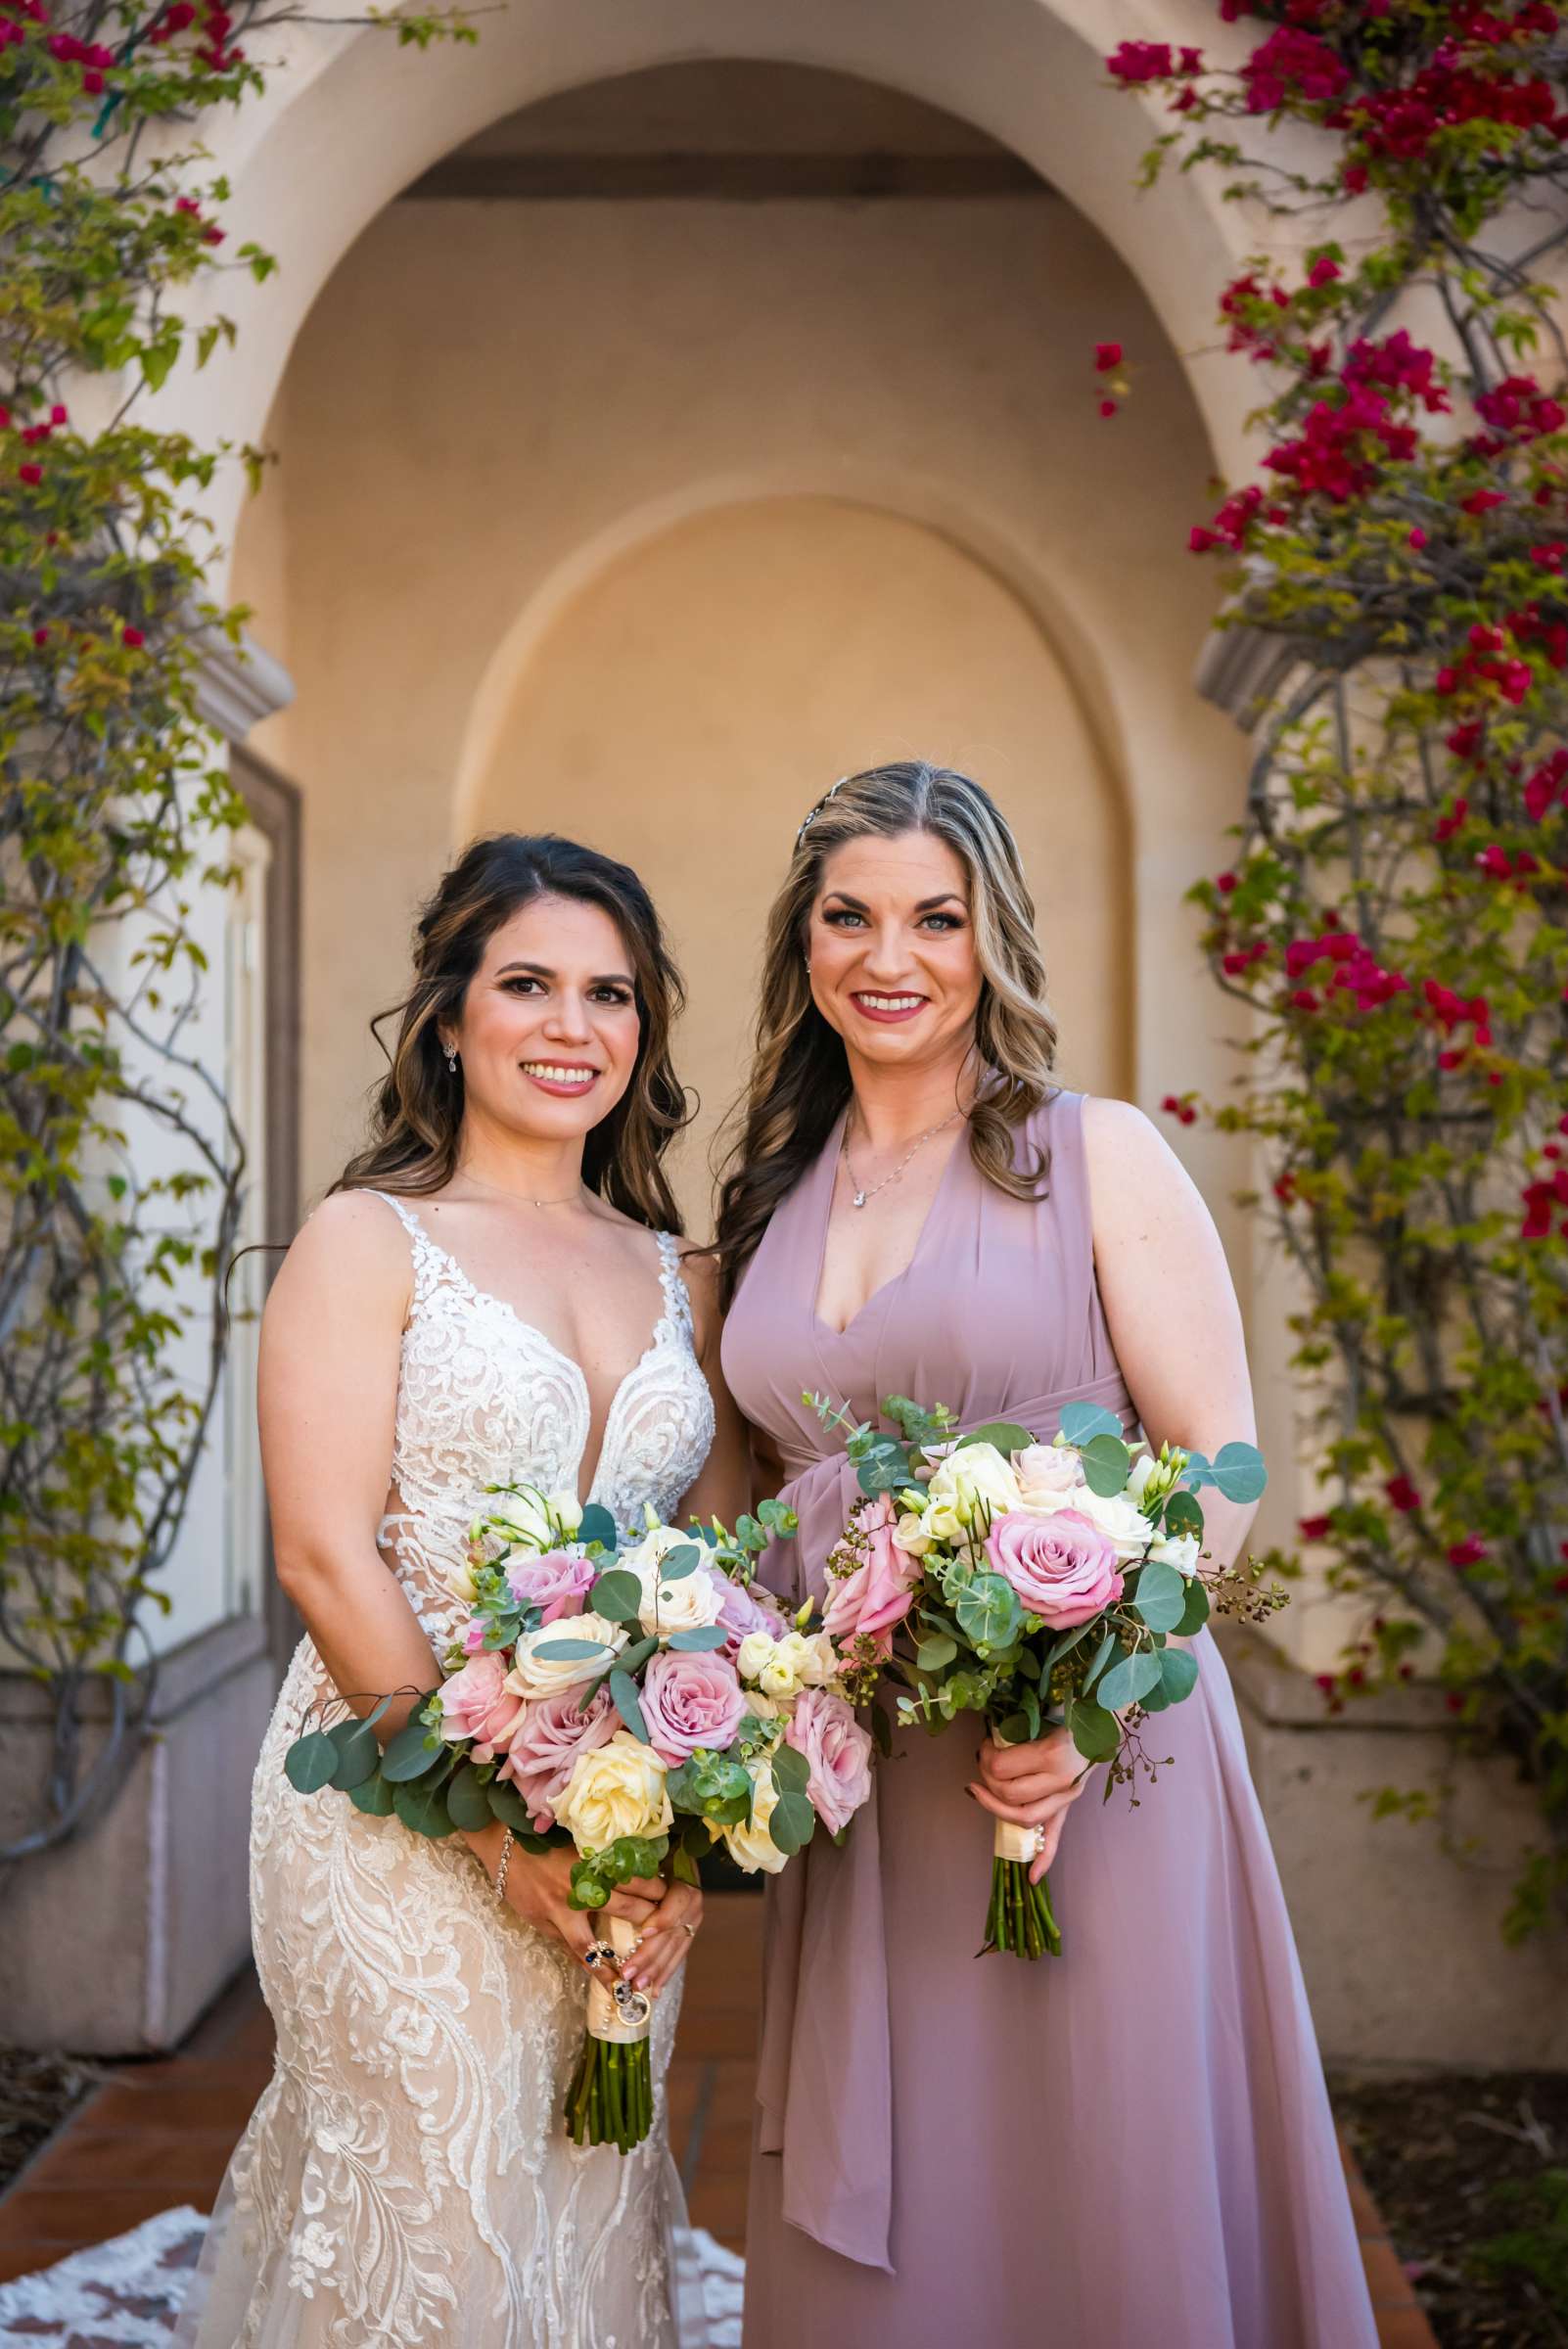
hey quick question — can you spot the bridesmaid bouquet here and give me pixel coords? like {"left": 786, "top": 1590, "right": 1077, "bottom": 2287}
{"left": 283, "top": 1484, "right": 873, "bottom": 2151}
{"left": 808, "top": 1393, "right": 1272, "bottom": 1961}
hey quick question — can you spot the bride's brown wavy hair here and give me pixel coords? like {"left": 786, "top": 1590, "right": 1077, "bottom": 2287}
{"left": 335, "top": 833, "right": 691, "bottom": 1233}
{"left": 715, "top": 761, "right": 1059, "bottom": 1306}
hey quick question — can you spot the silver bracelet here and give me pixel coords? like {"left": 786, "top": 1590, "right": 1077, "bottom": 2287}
{"left": 493, "top": 1826, "right": 515, "bottom": 1906}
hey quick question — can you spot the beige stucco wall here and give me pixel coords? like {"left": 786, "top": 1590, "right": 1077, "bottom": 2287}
{"left": 236, "top": 187, "right": 1243, "bottom": 1219}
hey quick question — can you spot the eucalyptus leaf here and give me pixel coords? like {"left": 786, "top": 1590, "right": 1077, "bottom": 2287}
{"left": 657, "top": 1543, "right": 702, "bottom": 1582}
{"left": 327, "top": 1716, "right": 379, "bottom": 1791}
{"left": 1081, "top": 1629, "right": 1119, "bottom": 1694}
{"left": 443, "top": 1764, "right": 493, "bottom": 1833}
{"left": 284, "top": 1730, "right": 339, "bottom": 1795}
{"left": 577, "top": 1503, "right": 619, "bottom": 1551}
{"left": 1175, "top": 1578, "right": 1212, "bottom": 1638}
{"left": 590, "top": 1569, "right": 643, "bottom": 1624}
{"left": 532, "top": 1637, "right": 614, "bottom": 1662}
{"left": 771, "top": 1742, "right": 811, "bottom": 1795}
{"left": 392, "top": 1778, "right": 454, "bottom": 1839}
{"left": 767, "top": 1790, "right": 817, "bottom": 1857}
{"left": 854, "top": 1437, "right": 910, "bottom": 1497}
{"left": 1163, "top": 1490, "right": 1205, "bottom": 1541}
{"left": 617, "top": 1635, "right": 659, "bottom": 1676}
{"left": 1129, "top": 1558, "right": 1187, "bottom": 1634}
{"left": 954, "top": 1574, "right": 1021, "bottom": 1651}
{"left": 1159, "top": 1645, "right": 1199, "bottom": 1705}
{"left": 348, "top": 1773, "right": 396, "bottom": 1818}
{"left": 956, "top": 1421, "right": 1036, "bottom": 1455}
{"left": 1211, "top": 1442, "right": 1268, "bottom": 1504}
{"left": 486, "top": 1780, "right": 536, "bottom": 1832}
{"left": 668, "top": 1626, "right": 727, "bottom": 1652}
{"left": 1057, "top": 1402, "right": 1124, "bottom": 1447}
{"left": 1042, "top": 1619, "right": 1096, "bottom": 1675}
{"left": 609, "top": 1669, "right": 650, "bottom": 1743}
{"left": 1081, "top": 1432, "right": 1132, "bottom": 1497}
{"left": 915, "top": 1633, "right": 958, "bottom": 1673}
{"left": 1066, "top": 1696, "right": 1122, "bottom": 1764}
{"left": 1096, "top": 1648, "right": 1163, "bottom": 1712}
{"left": 381, "top": 1723, "right": 442, "bottom": 1783}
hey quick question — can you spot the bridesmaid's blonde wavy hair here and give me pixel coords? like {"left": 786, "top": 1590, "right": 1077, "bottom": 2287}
{"left": 715, "top": 760, "right": 1059, "bottom": 1306}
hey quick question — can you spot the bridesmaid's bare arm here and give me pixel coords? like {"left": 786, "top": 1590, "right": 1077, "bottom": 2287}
{"left": 1080, "top": 1094, "right": 1261, "bottom": 1579}
{"left": 972, "top": 1096, "right": 1262, "bottom": 1875}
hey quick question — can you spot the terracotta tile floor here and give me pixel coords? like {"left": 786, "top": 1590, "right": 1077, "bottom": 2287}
{"left": 0, "top": 1892, "right": 1435, "bottom": 2345}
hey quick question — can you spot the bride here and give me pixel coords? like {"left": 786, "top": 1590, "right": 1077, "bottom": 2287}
{"left": 176, "top": 832, "right": 748, "bottom": 2349}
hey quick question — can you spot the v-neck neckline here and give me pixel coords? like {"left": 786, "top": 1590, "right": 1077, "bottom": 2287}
{"left": 808, "top": 1105, "right": 968, "bottom": 1340}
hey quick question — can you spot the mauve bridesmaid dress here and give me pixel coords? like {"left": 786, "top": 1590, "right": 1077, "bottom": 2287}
{"left": 719, "top": 1089, "right": 1378, "bottom": 2349}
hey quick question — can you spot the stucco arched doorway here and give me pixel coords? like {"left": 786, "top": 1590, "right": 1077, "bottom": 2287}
{"left": 457, "top": 492, "right": 1130, "bottom": 1207}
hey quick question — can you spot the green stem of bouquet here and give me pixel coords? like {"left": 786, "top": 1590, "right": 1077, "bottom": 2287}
{"left": 983, "top": 1857, "right": 1062, "bottom": 1962}
{"left": 565, "top": 2035, "right": 653, "bottom": 2153}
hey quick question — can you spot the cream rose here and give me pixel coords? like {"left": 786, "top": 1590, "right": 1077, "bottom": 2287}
{"left": 720, "top": 1761, "right": 790, "bottom": 1875}
{"left": 1020, "top": 1480, "right": 1153, "bottom": 1562}
{"left": 627, "top": 1540, "right": 726, "bottom": 1639}
{"left": 736, "top": 1630, "right": 777, "bottom": 1683}
{"left": 892, "top": 1510, "right": 936, "bottom": 1557}
{"left": 504, "top": 1611, "right": 626, "bottom": 1699}
{"left": 925, "top": 1442, "right": 1023, "bottom": 1543}
{"left": 554, "top": 1730, "right": 672, "bottom": 1854}
{"left": 759, "top": 1631, "right": 819, "bottom": 1702}
{"left": 1013, "top": 1442, "right": 1086, "bottom": 1502}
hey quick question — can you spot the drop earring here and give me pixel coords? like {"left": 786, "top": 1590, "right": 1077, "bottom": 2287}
{"left": 443, "top": 1041, "right": 458, "bottom": 1075}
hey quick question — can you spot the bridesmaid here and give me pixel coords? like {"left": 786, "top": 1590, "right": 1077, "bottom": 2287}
{"left": 715, "top": 762, "right": 1377, "bottom": 2349}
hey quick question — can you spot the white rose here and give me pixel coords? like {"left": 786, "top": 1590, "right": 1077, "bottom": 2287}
{"left": 721, "top": 1762, "right": 790, "bottom": 1875}
{"left": 759, "top": 1631, "right": 816, "bottom": 1702}
{"left": 1147, "top": 1529, "right": 1201, "bottom": 1576}
{"left": 489, "top": 1483, "right": 568, "bottom": 1552}
{"left": 736, "top": 1631, "right": 777, "bottom": 1683}
{"left": 503, "top": 1611, "right": 626, "bottom": 1698}
{"left": 555, "top": 1730, "right": 671, "bottom": 1854}
{"left": 1021, "top": 1481, "right": 1153, "bottom": 1561}
{"left": 801, "top": 1631, "right": 839, "bottom": 1687}
{"left": 925, "top": 1443, "right": 1023, "bottom": 1543}
{"left": 630, "top": 1543, "right": 726, "bottom": 1639}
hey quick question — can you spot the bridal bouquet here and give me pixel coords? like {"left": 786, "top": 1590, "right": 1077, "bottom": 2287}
{"left": 809, "top": 1393, "right": 1271, "bottom": 1961}
{"left": 283, "top": 1484, "right": 872, "bottom": 2151}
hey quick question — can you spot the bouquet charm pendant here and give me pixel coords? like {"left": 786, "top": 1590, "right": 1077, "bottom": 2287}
{"left": 567, "top": 1911, "right": 655, "bottom": 2150}
{"left": 843, "top": 1109, "right": 961, "bottom": 1210}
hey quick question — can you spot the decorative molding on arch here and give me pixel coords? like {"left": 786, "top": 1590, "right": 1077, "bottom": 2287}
{"left": 1194, "top": 622, "right": 1303, "bottom": 736}
{"left": 194, "top": 628, "right": 296, "bottom": 745}
{"left": 446, "top": 469, "right": 1135, "bottom": 850}
{"left": 171, "top": 0, "right": 1263, "bottom": 564}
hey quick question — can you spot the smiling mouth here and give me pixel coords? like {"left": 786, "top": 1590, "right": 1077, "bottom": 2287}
{"left": 521, "top": 1062, "right": 600, "bottom": 1090}
{"left": 851, "top": 991, "right": 927, "bottom": 1019}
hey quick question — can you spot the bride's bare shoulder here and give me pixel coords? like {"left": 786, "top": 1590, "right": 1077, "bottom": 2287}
{"left": 266, "top": 1187, "right": 415, "bottom": 1325}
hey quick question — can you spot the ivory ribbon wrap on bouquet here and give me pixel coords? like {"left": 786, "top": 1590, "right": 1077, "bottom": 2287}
{"left": 992, "top": 1820, "right": 1042, "bottom": 1865}
{"left": 587, "top": 1911, "right": 652, "bottom": 2045}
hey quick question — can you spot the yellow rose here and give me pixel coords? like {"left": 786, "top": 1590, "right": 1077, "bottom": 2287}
{"left": 721, "top": 1761, "right": 790, "bottom": 1875}
{"left": 554, "top": 1730, "right": 671, "bottom": 1855}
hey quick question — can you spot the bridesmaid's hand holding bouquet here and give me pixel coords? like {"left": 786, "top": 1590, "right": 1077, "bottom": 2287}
{"left": 808, "top": 1392, "right": 1279, "bottom": 1959}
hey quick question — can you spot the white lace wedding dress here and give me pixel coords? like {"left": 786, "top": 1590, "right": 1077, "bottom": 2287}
{"left": 174, "top": 1193, "right": 717, "bottom": 2349}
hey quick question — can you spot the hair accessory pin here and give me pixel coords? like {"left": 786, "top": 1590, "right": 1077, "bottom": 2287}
{"left": 794, "top": 775, "right": 851, "bottom": 852}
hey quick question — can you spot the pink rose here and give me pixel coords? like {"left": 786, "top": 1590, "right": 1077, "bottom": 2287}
{"left": 784, "top": 1687, "right": 873, "bottom": 1836}
{"left": 1013, "top": 1443, "right": 1085, "bottom": 1500}
{"left": 437, "top": 1650, "right": 529, "bottom": 1762}
{"left": 708, "top": 1566, "right": 788, "bottom": 1658}
{"left": 506, "top": 1547, "right": 596, "bottom": 1625}
{"left": 985, "top": 1508, "right": 1123, "bottom": 1630}
{"left": 822, "top": 1494, "right": 920, "bottom": 1659}
{"left": 460, "top": 1614, "right": 489, "bottom": 1656}
{"left": 498, "top": 1683, "right": 617, "bottom": 1828}
{"left": 638, "top": 1649, "right": 747, "bottom": 1765}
